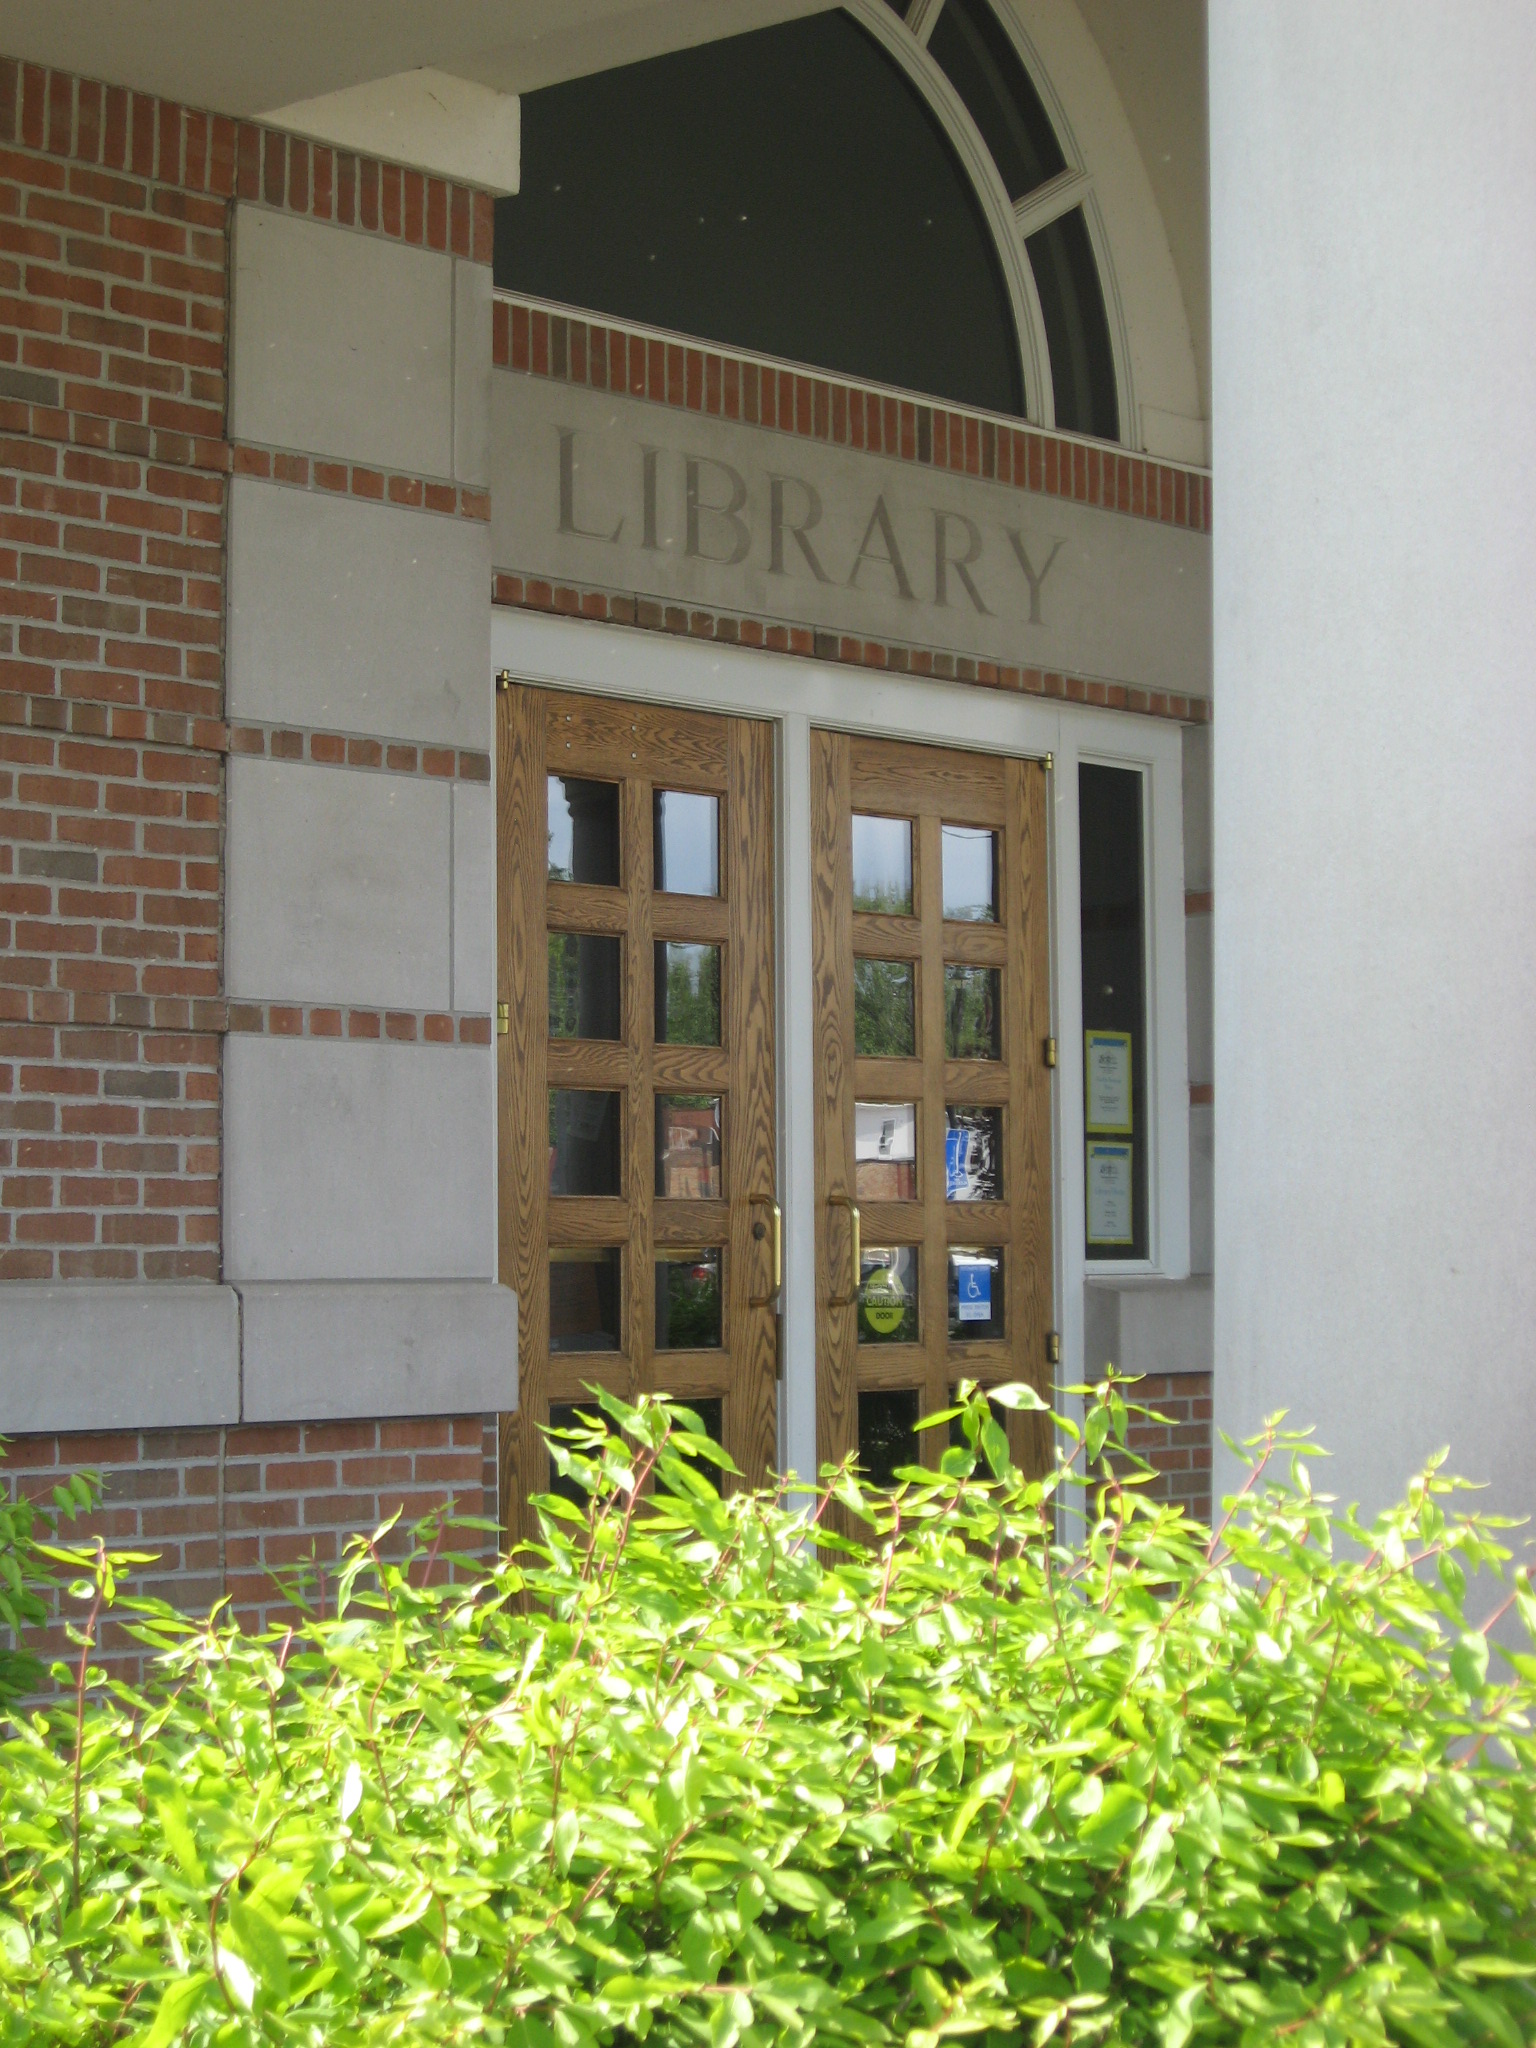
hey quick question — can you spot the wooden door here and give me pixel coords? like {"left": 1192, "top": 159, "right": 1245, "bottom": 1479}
{"left": 811, "top": 731, "right": 1053, "bottom": 1489}
{"left": 497, "top": 686, "right": 778, "bottom": 1543}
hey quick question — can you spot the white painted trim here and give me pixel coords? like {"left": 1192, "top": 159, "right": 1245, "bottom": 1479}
{"left": 906, "top": 0, "right": 945, "bottom": 47}
{"left": 849, "top": 0, "right": 1054, "bottom": 429}
{"left": 777, "top": 712, "right": 820, "bottom": 1488}
{"left": 1013, "top": 167, "right": 1093, "bottom": 238}
{"left": 997, "top": 0, "right": 1205, "bottom": 445}
{"left": 488, "top": 606, "right": 1191, "bottom": 1443}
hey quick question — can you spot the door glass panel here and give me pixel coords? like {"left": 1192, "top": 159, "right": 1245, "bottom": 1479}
{"left": 944, "top": 1105, "right": 1003, "bottom": 1201}
{"left": 655, "top": 1095, "right": 723, "bottom": 1197}
{"left": 858, "top": 1387, "right": 919, "bottom": 1487}
{"left": 550, "top": 1247, "right": 622, "bottom": 1352}
{"left": 941, "top": 825, "right": 998, "bottom": 922}
{"left": 653, "top": 790, "right": 720, "bottom": 896}
{"left": 548, "top": 775, "right": 620, "bottom": 885}
{"left": 548, "top": 1089, "right": 622, "bottom": 1195}
{"left": 855, "top": 1100, "right": 917, "bottom": 1199}
{"left": 655, "top": 1248, "right": 723, "bottom": 1349}
{"left": 549, "top": 933, "right": 622, "bottom": 1040}
{"left": 851, "top": 814, "right": 913, "bottom": 913}
{"left": 948, "top": 1248, "right": 1003, "bottom": 1341}
{"left": 857, "top": 1245, "right": 920, "bottom": 1344}
{"left": 655, "top": 941, "right": 722, "bottom": 1044}
{"left": 854, "top": 958, "right": 915, "bottom": 1055}
{"left": 944, "top": 963, "right": 1001, "bottom": 1059}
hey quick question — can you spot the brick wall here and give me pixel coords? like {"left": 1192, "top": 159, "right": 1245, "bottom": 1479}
{"left": 0, "top": 61, "right": 493, "bottom": 1278}
{"left": 0, "top": 55, "right": 502, "bottom": 1660}
{"left": 1125, "top": 1371, "right": 1212, "bottom": 1526}
{"left": 0, "top": 87, "right": 228, "bottom": 1277}
{"left": 4, "top": 1415, "right": 499, "bottom": 1688}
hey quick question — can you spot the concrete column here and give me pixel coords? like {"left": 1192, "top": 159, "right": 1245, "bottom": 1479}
{"left": 1209, "top": 5, "right": 1536, "bottom": 1516}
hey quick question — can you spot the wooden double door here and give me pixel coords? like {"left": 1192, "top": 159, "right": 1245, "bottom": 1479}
{"left": 497, "top": 688, "right": 1053, "bottom": 1536}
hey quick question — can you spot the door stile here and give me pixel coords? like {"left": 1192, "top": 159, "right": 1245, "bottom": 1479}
{"left": 916, "top": 808, "right": 949, "bottom": 1457}
{"left": 1008, "top": 756, "right": 1054, "bottom": 1474}
{"left": 623, "top": 774, "right": 654, "bottom": 1413}
{"left": 726, "top": 714, "right": 779, "bottom": 1486}
{"left": 811, "top": 728, "right": 858, "bottom": 1490}
{"left": 497, "top": 685, "right": 549, "bottom": 1549}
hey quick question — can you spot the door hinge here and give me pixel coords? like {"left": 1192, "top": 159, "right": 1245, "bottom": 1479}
{"left": 1043, "top": 750, "right": 1054, "bottom": 774}
{"left": 1046, "top": 1330, "right": 1061, "bottom": 1366}
{"left": 496, "top": 1001, "right": 509, "bottom": 1035}
{"left": 495, "top": 668, "right": 516, "bottom": 693}
{"left": 1043, "top": 1035, "right": 1057, "bottom": 1068}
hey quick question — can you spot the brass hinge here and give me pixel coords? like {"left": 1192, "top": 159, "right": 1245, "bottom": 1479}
{"left": 1046, "top": 1330, "right": 1061, "bottom": 1366}
{"left": 1043, "top": 750, "right": 1054, "bottom": 774}
{"left": 496, "top": 1001, "right": 509, "bottom": 1035}
{"left": 1043, "top": 1036, "right": 1057, "bottom": 1068}
{"left": 495, "top": 668, "right": 516, "bottom": 693}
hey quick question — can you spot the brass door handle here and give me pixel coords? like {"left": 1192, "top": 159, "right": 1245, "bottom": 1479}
{"left": 747, "top": 1194, "right": 781, "bottom": 1308}
{"left": 826, "top": 1192, "right": 861, "bottom": 1308}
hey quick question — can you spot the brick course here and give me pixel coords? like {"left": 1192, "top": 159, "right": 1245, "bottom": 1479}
{"left": 492, "top": 569, "right": 1212, "bottom": 727}
{"left": 494, "top": 294, "right": 1211, "bottom": 536}
{"left": 1121, "top": 1370, "right": 1213, "bottom": 1527}
{"left": 4, "top": 1416, "right": 499, "bottom": 1687}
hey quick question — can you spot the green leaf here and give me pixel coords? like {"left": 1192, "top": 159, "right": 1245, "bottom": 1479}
{"left": 1450, "top": 1630, "right": 1490, "bottom": 1693}
{"left": 1078, "top": 1783, "right": 1148, "bottom": 1857}
{"left": 228, "top": 1896, "right": 293, "bottom": 2007}
{"left": 137, "top": 1972, "right": 210, "bottom": 2048}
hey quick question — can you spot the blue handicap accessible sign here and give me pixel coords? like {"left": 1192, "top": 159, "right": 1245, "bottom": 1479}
{"left": 954, "top": 1256, "right": 992, "bottom": 1322}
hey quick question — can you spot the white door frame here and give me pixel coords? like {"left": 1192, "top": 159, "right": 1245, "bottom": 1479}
{"left": 490, "top": 606, "right": 1189, "bottom": 1484}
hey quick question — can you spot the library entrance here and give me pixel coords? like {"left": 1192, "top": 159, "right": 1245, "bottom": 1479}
{"left": 496, "top": 686, "right": 1055, "bottom": 1538}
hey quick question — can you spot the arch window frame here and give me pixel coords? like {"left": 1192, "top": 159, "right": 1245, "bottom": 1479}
{"left": 851, "top": 0, "right": 1137, "bottom": 447}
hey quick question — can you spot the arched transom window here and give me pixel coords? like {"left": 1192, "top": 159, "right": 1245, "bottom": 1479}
{"left": 496, "top": 0, "right": 1123, "bottom": 442}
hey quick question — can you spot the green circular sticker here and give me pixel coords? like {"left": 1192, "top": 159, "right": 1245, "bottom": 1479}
{"left": 861, "top": 1264, "right": 908, "bottom": 1337}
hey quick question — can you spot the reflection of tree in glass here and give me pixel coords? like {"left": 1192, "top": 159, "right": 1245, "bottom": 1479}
{"left": 657, "top": 944, "right": 721, "bottom": 1045}
{"left": 944, "top": 965, "right": 1000, "bottom": 1059}
{"left": 548, "top": 934, "right": 621, "bottom": 1040}
{"left": 854, "top": 959, "right": 915, "bottom": 1056}
{"left": 548, "top": 933, "right": 579, "bottom": 1036}
{"left": 660, "top": 1256, "right": 722, "bottom": 1348}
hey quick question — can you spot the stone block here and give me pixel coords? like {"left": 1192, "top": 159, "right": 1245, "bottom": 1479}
{"left": 453, "top": 258, "right": 493, "bottom": 487}
{"left": 0, "top": 1285, "right": 239, "bottom": 1432}
{"left": 451, "top": 781, "right": 495, "bottom": 1012}
{"left": 231, "top": 205, "right": 454, "bottom": 475}
{"left": 240, "top": 1282, "right": 516, "bottom": 1422}
{"left": 1119, "top": 1276, "right": 1214, "bottom": 1377}
{"left": 227, "top": 757, "right": 451, "bottom": 1009}
{"left": 1184, "top": 907, "right": 1212, "bottom": 1087}
{"left": 227, "top": 476, "right": 492, "bottom": 747}
{"left": 225, "top": 1037, "right": 495, "bottom": 1282}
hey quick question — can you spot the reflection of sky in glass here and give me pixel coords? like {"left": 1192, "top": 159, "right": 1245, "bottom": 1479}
{"left": 852, "top": 814, "right": 912, "bottom": 913}
{"left": 548, "top": 785, "right": 574, "bottom": 877}
{"left": 654, "top": 790, "right": 719, "bottom": 896}
{"left": 942, "top": 826, "right": 997, "bottom": 921}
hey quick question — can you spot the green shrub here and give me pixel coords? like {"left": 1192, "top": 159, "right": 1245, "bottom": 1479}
{"left": 0, "top": 1383, "right": 1533, "bottom": 2046}
{"left": 0, "top": 1454, "right": 97, "bottom": 1709}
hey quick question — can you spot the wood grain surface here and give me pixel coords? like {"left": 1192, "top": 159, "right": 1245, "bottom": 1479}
{"left": 499, "top": 687, "right": 778, "bottom": 1538}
